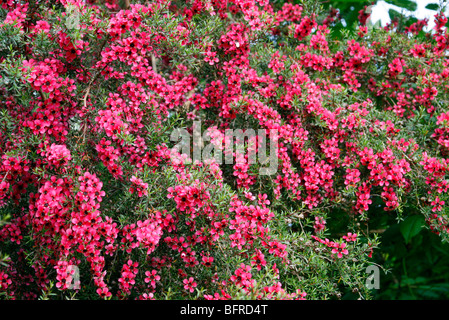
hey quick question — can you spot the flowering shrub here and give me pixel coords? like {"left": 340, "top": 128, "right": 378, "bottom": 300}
{"left": 0, "top": 0, "right": 449, "bottom": 300}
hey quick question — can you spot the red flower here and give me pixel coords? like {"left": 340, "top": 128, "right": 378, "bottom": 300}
{"left": 144, "top": 270, "right": 160, "bottom": 288}
{"left": 183, "top": 277, "right": 197, "bottom": 293}
{"left": 332, "top": 242, "right": 349, "bottom": 258}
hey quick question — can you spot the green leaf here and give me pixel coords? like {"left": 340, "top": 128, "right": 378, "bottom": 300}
{"left": 384, "top": 0, "right": 417, "bottom": 12}
{"left": 425, "top": 3, "right": 439, "bottom": 11}
{"left": 388, "top": 9, "right": 404, "bottom": 21}
{"left": 400, "top": 215, "right": 425, "bottom": 244}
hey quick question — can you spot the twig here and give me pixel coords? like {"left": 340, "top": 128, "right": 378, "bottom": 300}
{"left": 82, "top": 84, "right": 91, "bottom": 110}
{"left": 151, "top": 54, "right": 158, "bottom": 74}
{"left": 38, "top": 90, "right": 45, "bottom": 102}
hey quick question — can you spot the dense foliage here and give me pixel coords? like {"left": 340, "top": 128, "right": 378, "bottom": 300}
{"left": 1, "top": 0, "right": 449, "bottom": 300}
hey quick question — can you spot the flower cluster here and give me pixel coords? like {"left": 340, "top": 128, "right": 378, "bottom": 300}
{"left": 1, "top": 0, "right": 448, "bottom": 301}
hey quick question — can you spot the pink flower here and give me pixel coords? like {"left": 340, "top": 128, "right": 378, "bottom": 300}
{"left": 258, "top": 193, "right": 270, "bottom": 206}
{"left": 46, "top": 144, "right": 71, "bottom": 167}
{"left": 332, "top": 242, "right": 349, "bottom": 258}
{"left": 251, "top": 250, "right": 267, "bottom": 271}
{"left": 343, "top": 233, "right": 357, "bottom": 242}
{"left": 204, "top": 49, "right": 219, "bottom": 65}
{"left": 230, "top": 263, "right": 255, "bottom": 288}
{"left": 183, "top": 277, "right": 197, "bottom": 293}
{"left": 144, "top": 270, "right": 160, "bottom": 288}
{"left": 314, "top": 216, "right": 326, "bottom": 233}
{"left": 431, "top": 197, "right": 445, "bottom": 212}
{"left": 201, "top": 256, "right": 214, "bottom": 268}
{"left": 129, "top": 175, "right": 148, "bottom": 197}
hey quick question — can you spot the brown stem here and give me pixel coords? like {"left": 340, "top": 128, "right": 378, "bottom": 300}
{"left": 38, "top": 90, "right": 46, "bottom": 102}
